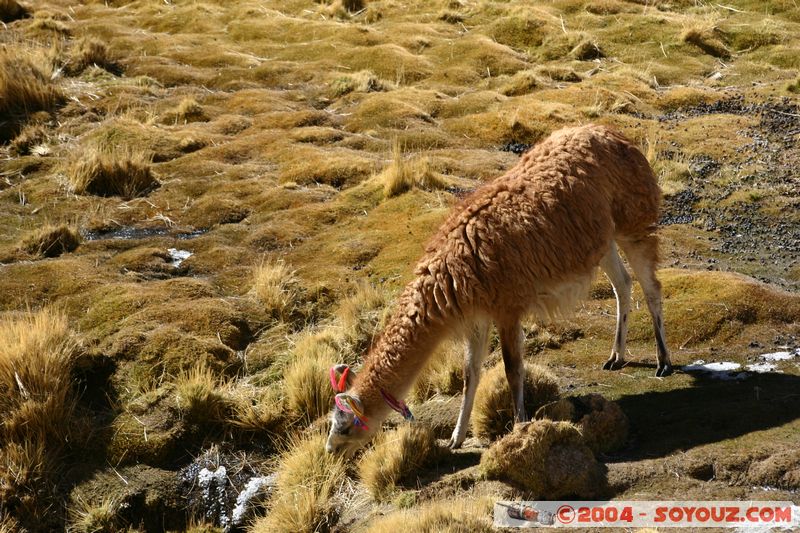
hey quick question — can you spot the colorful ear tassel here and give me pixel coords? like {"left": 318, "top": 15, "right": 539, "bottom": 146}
{"left": 380, "top": 389, "right": 414, "bottom": 421}
{"left": 334, "top": 393, "right": 368, "bottom": 430}
{"left": 329, "top": 365, "right": 350, "bottom": 393}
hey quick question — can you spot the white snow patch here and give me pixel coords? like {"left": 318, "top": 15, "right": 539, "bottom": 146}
{"left": 759, "top": 350, "right": 798, "bottom": 362}
{"left": 746, "top": 362, "right": 778, "bottom": 373}
{"left": 231, "top": 474, "right": 276, "bottom": 526}
{"left": 683, "top": 360, "right": 748, "bottom": 380}
{"left": 167, "top": 248, "right": 192, "bottom": 267}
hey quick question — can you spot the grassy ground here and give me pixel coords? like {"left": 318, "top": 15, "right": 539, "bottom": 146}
{"left": 1, "top": 0, "right": 799, "bottom": 531}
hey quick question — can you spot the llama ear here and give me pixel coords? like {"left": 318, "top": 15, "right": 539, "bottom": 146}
{"left": 329, "top": 364, "right": 356, "bottom": 392}
{"left": 334, "top": 393, "right": 365, "bottom": 419}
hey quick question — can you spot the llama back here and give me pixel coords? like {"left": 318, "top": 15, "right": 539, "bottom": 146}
{"left": 414, "top": 125, "right": 659, "bottom": 323}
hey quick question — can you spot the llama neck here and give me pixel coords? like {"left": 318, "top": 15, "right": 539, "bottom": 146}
{"left": 352, "top": 274, "right": 451, "bottom": 413}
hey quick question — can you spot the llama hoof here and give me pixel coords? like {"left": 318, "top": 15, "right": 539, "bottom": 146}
{"left": 655, "top": 364, "right": 673, "bottom": 377}
{"left": 602, "top": 359, "right": 622, "bottom": 370}
{"left": 448, "top": 436, "right": 463, "bottom": 449}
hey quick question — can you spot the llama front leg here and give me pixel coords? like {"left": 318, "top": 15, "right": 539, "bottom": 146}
{"left": 449, "top": 320, "right": 490, "bottom": 449}
{"left": 499, "top": 320, "right": 527, "bottom": 423}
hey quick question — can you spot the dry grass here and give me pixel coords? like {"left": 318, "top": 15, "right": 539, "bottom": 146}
{"left": 358, "top": 424, "right": 447, "bottom": 500}
{"left": 66, "top": 147, "right": 158, "bottom": 199}
{"left": 9, "top": 123, "right": 48, "bottom": 156}
{"left": 0, "top": 51, "right": 63, "bottom": 142}
{"left": 472, "top": 362, "right": 560, "bottom": 441}
{"left": 0, "top": 309, "right": 82, "bottom": 529}
{"left": 480, "top": 420, "right": 606, "bottom": 498}
{"left": 535, "top": 394, "right": 629, "bottom": 454}
{"left": 335, "top": 281, "right": 387, "bottom": 358}
{"left": 250, "top": 259, "right": 300, "bottom": 322}
{"left": 64, "top": 38, "right": 119, "bottom": 76}
{"left": 67, "top": 493, "right": 117, "bottom": 533}
{"left": 174, "top": 362, "right": 230, "bottom": 425}
{"left": 284, "top": 334, "right": 336, "bottom": 423}
{"left": 364, "top": 496, "right": 495, "bottom": 533}
{"left": 250, "top": 433, "right": 347, "bottom": 533}
{"left": 228, "top": 385, "right": 286, "bottom": 438}
{"left": 19, "top": 224, "right": 81, "bottom": 258}
{"left": 681, "top": 25, "right": 730, "bottom": 58}
{"left": 380, "top": 140, "right": 450, "bottom": 198}
{"left": 411, "top": 342, "right": 463, "bottom": 402}
{"left": 330, "top": 70, "right": 387, "bottom": 96}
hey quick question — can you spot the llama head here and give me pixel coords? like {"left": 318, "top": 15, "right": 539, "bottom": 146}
{"left": 325, "top": 364, "right": 374, "bottom": 456}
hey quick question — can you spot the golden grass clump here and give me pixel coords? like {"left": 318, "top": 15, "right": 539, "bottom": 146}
{"left": 335, "top": 281, "right": 387, "bottom": 358}
{"left": 0, "top": 52, "right": 63, "bottom": 142}
{"left": 20, "top": 224, "right": 81, "bottom": 258}
{"left": 67, "top": 493, "right": 117, "bottom": 533}
{"left": 250, "top": 259, "right": 301, "bottom": 322}
{"left": 228, "top": 385, "right": 286, "bottom": 438}
{"left": 381, "top": 140, "right": 450, "bottom": 198}
{"left": 365, "top": 497, "right": 495, "bottom": 533}
{"left": 250, "top": 433, "right": 346, "bottom": 533}
{"left": 0, "top": 0, "right": 28, "bottom": 22}
{"left": 412, "top": 342, "right": 463, "bottom": 402}
{"left": 174, "top": 362, "right": 230, "bottom": 425}
{"left": 163, "top": 96, "right": 207, "bottom": 124}
{"left": 358, "top": 424, "right": 448, "bottom": 500}
{"left": 9, "top": 123, "right": 48, "bottom": 156}
{"left": 284, "top": 333, "right": 336, "bottom": 422}
{"left": 64, "top": 38, "right": 119, "bottom": 76}
{"left": 479, "top": 420, "right": 606, "bottom": 498}
{"left": 66, "top": 148, "right": 158, "bottom": 199}
{"left": 535, "top": 394, "right": 628, "bottom": 454}
{"left": 331, "top": 70, "right": 386, "bottom": 97}
{"left": 0, "top": 309, "right": 82, "bottom": 528}
{"left": 681, "top": 26, "right": 730, "bottom": 58}
{"left": 472, "top": 362, "right": 560, "bottom": 441}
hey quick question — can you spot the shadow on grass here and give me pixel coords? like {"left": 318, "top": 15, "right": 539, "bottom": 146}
{"left": 614, "top": 370, "right": 800, "bottom": 461}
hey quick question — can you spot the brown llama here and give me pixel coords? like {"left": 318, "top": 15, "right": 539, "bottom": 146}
{"left": 326, "top": 124, "right": 671, "bottom": 456}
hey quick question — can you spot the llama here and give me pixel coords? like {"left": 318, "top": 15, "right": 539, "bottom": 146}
{"left": 326, "top": 124, "right": 671, "bottom": 456}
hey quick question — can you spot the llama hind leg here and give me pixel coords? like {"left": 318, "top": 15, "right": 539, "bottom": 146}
{"left": 600, "top": 242, "right": 632, "bottom": 370}
{"left": 449, "top": 319, "right": 490, "bottom": 449}
{"left": 620, "top": 235, "right": 673, "bottom": 377}
{"left": 499, "top": 320, "right": 527, "bottom": 423}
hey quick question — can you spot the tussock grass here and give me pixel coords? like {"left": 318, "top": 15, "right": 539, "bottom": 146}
{"left": 412, "top": 342, "right": 463, "bottom": 401}
{"left": 335, "top": 281, "right": 387, "bottom": 358}
{"left": 67, "top": 493, "right": 117, "bottom": 533}
{"left": 20, "top": 224, "right": 80, "bottom": 258}
{"left": 0, "top": 51, "right": 63, "bottom": 142}
{"left": 66, "top": 147, "right": 158, "bottom": 199}
{"left": 480, "top": 420, "right": 606, "bottom": 498}
{"left": 174, "top": 362, "right": 230, "bottom": 425}
{"left": 0, "top": 309, "right": 82, "bottom": 529}
{"left": 64, "top": 38, "right": 119, "bottom": 76}
{"left": 330, "top": 70, "right": 387, "bottom": 97}
{"left": 365, "top": 496, "right": 495, "bottom": 532}
{"left": 358, "top": 424, "right": 447, "bottom": 500}
{"left": 162, "top": 96, "right": 207, "bottom": 124}
{"left": 284, "top": 334, "right": 336, "bottom": 422}
{"left": 250, "top": 259, "right": 300, "bottom": 322}
{"left": 0, "top": 0, "right": 27, "bottom": 22}
{"left": 229, "top": 385, "right": 286, "bottom": 438}
{"left": 9, "top": 123, "right": 48, "bottom": 156}
{"left": 250, "top": 433, "right": 346, "bottom": 533}
{"left": 381, "top": 140, "right": 450, "bottom": 198}
{"left": 535, "top": 394, "right": 629, "bottom": 454}
{"left": 472, "top": 362, "right": 560, "bottom": 441}
{"left": 681, "top": 25, "right": 730, "bottom": 58}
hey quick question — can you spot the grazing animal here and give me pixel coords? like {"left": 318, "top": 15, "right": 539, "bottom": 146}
{"left": 326, "top": 124, "right": 671, "bottom": 456}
